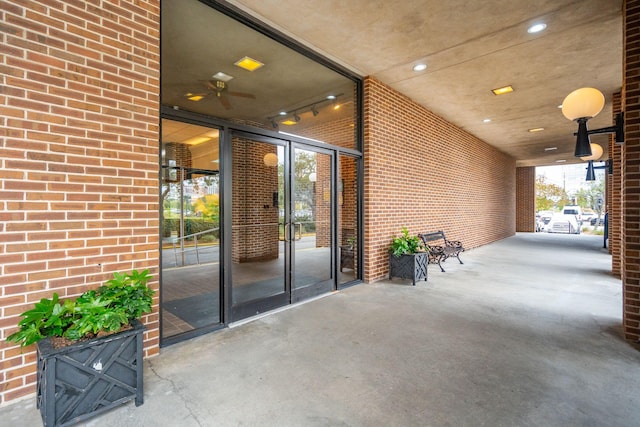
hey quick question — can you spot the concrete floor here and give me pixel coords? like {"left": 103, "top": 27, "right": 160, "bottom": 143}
{"left": 3, "top": 232, "right": 640, "bottom": 426}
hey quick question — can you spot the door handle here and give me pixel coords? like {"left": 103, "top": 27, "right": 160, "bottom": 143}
{"left": 284, "top": 223, "right": 290, "bottom": 242}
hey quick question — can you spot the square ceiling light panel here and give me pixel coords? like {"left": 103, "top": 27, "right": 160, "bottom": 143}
{"left": 491, "top": 85, "right": 514, "bottom": 95}
{"left": 234, "top": 56, "right": 264, "bottom": 71}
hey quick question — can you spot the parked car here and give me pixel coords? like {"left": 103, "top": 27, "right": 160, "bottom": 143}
{"left": 561, "top": 205, "right": 583, "bottom": 225}
{"left": 547, "top": 214, "right": 581, "bottom": 234}
{"left": 591, "top": 216, "right": 604, "bottom": 226}
{"left": 536, "top": 213, "right": 553, "bottom": 232}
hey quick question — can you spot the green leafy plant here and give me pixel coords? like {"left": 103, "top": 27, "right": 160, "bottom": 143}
{"left": 6, "top": 270, "right": 155, "bottom": 348}
{"left": 346, "top": 236, "right": 356, "bottom": 248}
{"left": 389, "top": 227, "right": 426, "bottom": 256}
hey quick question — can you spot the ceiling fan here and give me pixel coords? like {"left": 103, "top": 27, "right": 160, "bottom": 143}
{"left": 185, "top": 79, "right": 256, "bottom": 110}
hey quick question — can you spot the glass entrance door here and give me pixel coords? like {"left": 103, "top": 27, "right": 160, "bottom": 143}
{"left": 230, "top": 132, "right": 335, "bottom": 320}
{"left": 230, "top": 133, "right": 288, "bottom": 319}
{"left": 291, "top": 145, "right": 334, "bottom": 302}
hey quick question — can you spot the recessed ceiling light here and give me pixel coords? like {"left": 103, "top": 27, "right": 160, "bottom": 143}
{"left": 491, "top": 85, "right": 514, "bottom": 95}
{"left": 527, "top": 23, "right": 547, "bottom": 34}
{"left": 528, "top": 127, "right": 545, "bottom": 133}
{"left": 281, "top": 120, "right": 297, "bottom": 125}
{"left": 412, "top": 63, "right": 427, "bottom": 72}
{"left": 555, "top": 159, "right": 566, "bottom": 163}
{"left": 279, "top": 111, "right": 287, "bottom": 116}
{"left": 326, "top": 95, "right": 337, "bottom": 100}
{"left": 234, "top": 56, "right": 264, "bottom": 72}
{"left": 212, "top": 72, "right": 233, "bottom": 82}
{"left": 544, "top": 147, "right": 558, "bottom": 151}
{"left": 185, "top": 93, "right": 205, "bottom": 102}
{"left": 483, "top": 118, "right": 491, "bottom": 123}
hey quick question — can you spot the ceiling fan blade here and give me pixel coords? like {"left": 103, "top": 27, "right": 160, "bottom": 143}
{"left": 227, "top": 91, "right": 256, "bottom": 99}
{"left": 219, "top": 95, "right": 232, "bottom": 110}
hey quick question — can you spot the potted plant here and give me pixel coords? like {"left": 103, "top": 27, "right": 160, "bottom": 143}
{"left": 340, "top": 236, "right": 356, "bottom": 272}
{"left": 388, "top": 227, "right": 428, "bottom": 285}
{"left": 6, "top": 270, "right": 155, "bottom": 427}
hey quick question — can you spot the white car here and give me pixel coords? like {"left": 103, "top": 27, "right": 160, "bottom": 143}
{"left": 547, "top": 214, "right": 581, "bottom": 234}
{"left": 561, "top": 205, "right": 583, "bottom": 225}
{"left": 536, "top": 214, "right": 553, "bottom": 232}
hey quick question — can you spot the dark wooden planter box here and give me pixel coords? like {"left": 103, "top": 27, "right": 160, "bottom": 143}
{"left": 36, "top": 319, "right": 145, "bottom": 427}
{"left": 389, "top": 252, "right": 428, "bottom": 285}
{"left": 340, "top": 245, "right": 355, "bottom": 271}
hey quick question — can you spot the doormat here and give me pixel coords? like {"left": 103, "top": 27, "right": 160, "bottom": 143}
{"left": 164, "top": 292, "right": 220, "bottom": 329}
{"left": 164, "top": 275, "right": 326, "bottom": 328}
{"left": 233, "top": 274, "right": 325, "bottom": 304}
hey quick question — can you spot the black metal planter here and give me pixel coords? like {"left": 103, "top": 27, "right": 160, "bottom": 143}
{"left": 389, "top": 253, "right": 428, "bottom": 285}
{"left": 36, "top": 320, "right": 145, "bottom": 427}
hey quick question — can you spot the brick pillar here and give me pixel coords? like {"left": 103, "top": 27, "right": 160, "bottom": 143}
{"left": 611, "top": 92, "right": 623, "bottom": 275}
{"left": 516, "top": 167, "right": 536, "bottom": 232}
{"left": 623, "top": 0, "right": 640, "bottom": 341}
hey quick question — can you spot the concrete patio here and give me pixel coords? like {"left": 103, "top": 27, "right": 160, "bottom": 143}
{"left": 3, "top": 232, "right": 639, "bottom": 426}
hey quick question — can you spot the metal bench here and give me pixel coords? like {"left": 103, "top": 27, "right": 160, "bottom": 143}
{"left": 418, "top": 231, "right": 464, "bottom": 272}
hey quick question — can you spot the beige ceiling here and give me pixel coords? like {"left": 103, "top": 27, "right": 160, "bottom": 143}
{"left": 225, "top": 0, "right": 623, "bottom": 167}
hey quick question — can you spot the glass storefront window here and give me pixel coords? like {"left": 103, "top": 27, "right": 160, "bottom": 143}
{"left": 161, "top": 0, "right": 359, "bottom": 150}
{"left": 161, "top": 119, "right": 221, "bottom": 339}
{"left": 161, "top": 0, "right": 362, "bottom": 341}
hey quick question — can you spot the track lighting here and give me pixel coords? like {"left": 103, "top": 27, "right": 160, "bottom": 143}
{"left": 267, "top": 93, "right": 343, "bottom": 126}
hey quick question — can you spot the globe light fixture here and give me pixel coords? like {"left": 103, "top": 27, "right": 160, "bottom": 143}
{"left": 579, "top": 143, "right": 603, "bottom": 162}
{"left": 562, "top": 88, "right": 605, "bottom": 157}
{"left": 263, "top": 152, "right": 278, "bottom": 167}
{"left": 561, "top": 87, "right": 624, "bottom": 158}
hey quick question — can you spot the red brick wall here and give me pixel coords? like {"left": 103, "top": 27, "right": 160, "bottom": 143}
{"left": 231, "top": 138, "right": 280, "bottom": 262}
{"left": 314, "top": 155, "right": 332, "bottom": 247}
{"left": 363, "top": 77, "right": 516, "bottom": 282}
{"left": 611, "top": 92, "right": 622, "bottom": 274}
{"left": 623, "top": 0, "right": 640, "bottom": 341}
{"left": 297, "top": 116, "right": 356, "bottom": 150}
{"left": 296, "top": 117, "right": 359, "bottom": 249}
{"left": 339, "top": 157, "right": 358, "bottom": 244}
{"left": 0, "top": 0, "right": 160, "bottom": 404}
{"left": 516, "top": 167, "right": 536, "bottom": 232}
{"left": 339, "top": 156, "right": 358, "bottom": 274}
